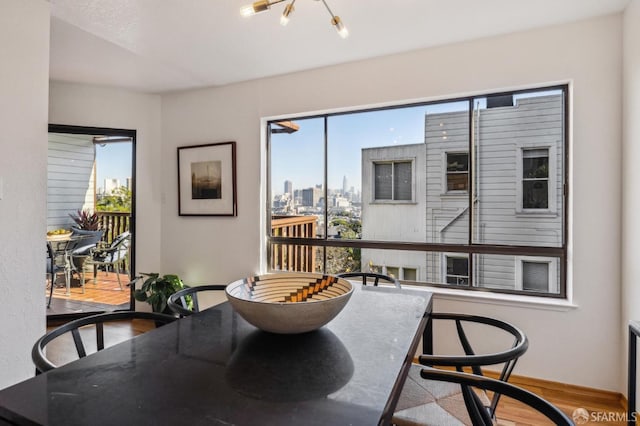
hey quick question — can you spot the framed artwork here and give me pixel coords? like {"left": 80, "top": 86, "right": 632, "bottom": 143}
{"left": 177, "top": 141, "right": 237, "bottom": 216}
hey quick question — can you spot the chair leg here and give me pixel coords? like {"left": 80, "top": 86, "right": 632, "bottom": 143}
{"left": 65, "top": 267, "right": 71, "bottom": 296}
{"left": 47, "top": 272, "right": 55, "bottom": 308}
{"left": 116, "top": 266, "right": 123, "bottom": 291}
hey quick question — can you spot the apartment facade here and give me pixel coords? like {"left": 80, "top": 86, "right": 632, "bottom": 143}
{"left": 361, "top": 94, "right": 564, "bottom": 293}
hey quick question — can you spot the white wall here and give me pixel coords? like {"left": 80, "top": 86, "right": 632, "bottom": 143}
{"left": 48, "top": 82, "right": 162, "bottom": 275}
{"left": 0, "top": 0, "right": 50, "bottom": 389}
{"left": 161, "top": 15, "right": 623, "bottom": 390}
{"left": 622, "top": 0, "right": 640, "bottom": 395}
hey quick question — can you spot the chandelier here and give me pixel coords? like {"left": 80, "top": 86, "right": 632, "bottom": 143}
{"left": 240, "top": 0, "right": 349, "bottom": 39}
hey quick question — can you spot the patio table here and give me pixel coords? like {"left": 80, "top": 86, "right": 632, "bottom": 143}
{"left": 0, "top": 284, "right": 431, "bottom": 426}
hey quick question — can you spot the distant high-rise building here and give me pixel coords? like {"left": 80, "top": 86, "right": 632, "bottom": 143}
{"left": 284, "top": 180, "right": 293, "bottom": 197}
{"left": 342, "top": 175, "right": 348, "bottom": 194}
{"left": 301, "top": 187, "right": 322, "bottom": 207}
{"left": 104, "top": 178, "right": 119, "bottom": 194}
{"left": 126, "top": 177, "right": 132, "bottom": 191}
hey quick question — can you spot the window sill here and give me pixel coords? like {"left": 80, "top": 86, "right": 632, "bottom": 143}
{"left": 439, "top": 192, "right": 468, "bottom": 199}
{"left": 370, "top": 201, "right": 417, "bottom": 205}
{"left": 515, "top": 210, "right": 558, "bottom": 218}
{"left": 404, "top": 284, "right": 577, "bottom": 311}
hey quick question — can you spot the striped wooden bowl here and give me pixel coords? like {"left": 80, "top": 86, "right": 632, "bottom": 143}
{"left": 225, "top": 273, "right": 353, "bottom": 334}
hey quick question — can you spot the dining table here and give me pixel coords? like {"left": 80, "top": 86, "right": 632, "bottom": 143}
{"left": 0, "top": 283, "right": 432, "bottom": 426}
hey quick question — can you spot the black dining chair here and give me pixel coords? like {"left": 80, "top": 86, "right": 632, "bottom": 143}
{"left": 32, "top": 311, "right": 177, "bottom": 374}
{"left": 167, "top": 284, "right": 228, "bottom": 317}
{"left": 393, "top": 313, "right": 529, "bottom": 426}
{"left": 336, "top": 272, "right": 401, "bottom": 288}
{"left": 415, "top": 368, "right": 573, "bottom": 425}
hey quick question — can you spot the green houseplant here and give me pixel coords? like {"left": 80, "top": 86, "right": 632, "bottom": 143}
{"left": 133, "top": 273, "right": 189, "bottom": 314}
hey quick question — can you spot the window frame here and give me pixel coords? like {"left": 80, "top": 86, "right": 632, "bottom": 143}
{"left": 442, "top": 151, "right": 469, "bottom": 195}
{"left": 515, "top": 256, "right": 559, "bottom": 294}
{"left": 442, "top": 253, "right": 470, "bottom": 286}
{"left": 516, "top": 144, "right": 557, "bottom": 215}
{"left": 371, "top": 159, "right": 415, "bottom": 203}
{"left": 266, "top": 84, "right": 568, "bottom": 299}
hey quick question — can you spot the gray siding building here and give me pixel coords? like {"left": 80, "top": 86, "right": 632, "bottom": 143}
{"left": 361, "top": 94, "right": 564, "bottom": 293}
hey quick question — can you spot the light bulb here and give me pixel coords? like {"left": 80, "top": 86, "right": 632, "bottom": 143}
{"left": 240, "top": 1, "right": 270, "bottom": 17}
{"left": 280, "top": 3, "right": 294, "bottom": 26}
{"left": 332, "top": 16, "right": 348, "bottom": 39}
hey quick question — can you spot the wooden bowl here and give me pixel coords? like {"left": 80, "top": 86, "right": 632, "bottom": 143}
{"left": 225, "top": 273, "right": 353, "bottom": 334}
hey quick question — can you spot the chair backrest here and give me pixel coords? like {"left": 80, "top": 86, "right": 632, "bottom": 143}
{"left": 420, "top": 313, "right": 529, "bottom": 415}
{"left": 102, "top": 231, "right": 130, "bottom": 262}
{"left": 70, "top": 228, "right": 105, "bottom": 256}
{"left": 167, "top": 285, "right": 228, "bottom": 317}
{"left": 32, "top": 311, "right": 176, "bottom": 373}
{"left": 336, "top": 272, "right": 401, "bottom": 288}
{"left": 46, "top": 242, "right": 56, "bottom": 273}
{"left": 419, "top": 368, "right": 573, "bottom": 426}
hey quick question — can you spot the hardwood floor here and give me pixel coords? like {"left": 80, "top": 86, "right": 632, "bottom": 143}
{"left": 46, "top": 271, "right": 131, "bottom": 316}
{"left": 42, "top": 318, "right": 628, "bottom": 425}
{"left": 494, "top": 374, "right": 627, "bottom": 425}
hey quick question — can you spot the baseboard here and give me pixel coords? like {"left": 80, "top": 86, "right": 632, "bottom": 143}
{"left": 411, "top": 358, "right": 626, "bottom": 410}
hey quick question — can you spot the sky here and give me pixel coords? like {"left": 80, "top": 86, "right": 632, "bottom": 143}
{"left": 95, "top": 142, "right": 132, "bottom": 190}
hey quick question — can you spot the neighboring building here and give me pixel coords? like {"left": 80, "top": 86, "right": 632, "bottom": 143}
{"left": 284, "top": 180, "right": 293, "bottom": 197}
{"left": 104, "top": 177, "right": 120, "bottom": 194}
{"left": 301, "top": 185, "right": 322, "bottom": 207}
{"left": 361, "top": 94, "right": 563, "bottom": 292}
{"left": 47, "top": 133, "right": 96, "bottom": 230}
{"left": 361, "top": 143, "right": 427, "bottom": 282}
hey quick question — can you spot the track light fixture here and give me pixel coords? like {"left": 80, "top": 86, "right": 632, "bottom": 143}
{"left": 240, "top": 0, "right": 348, "bottom": 38}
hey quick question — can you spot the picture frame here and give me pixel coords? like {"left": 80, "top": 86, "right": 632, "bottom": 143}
{"left": 177, "top": 141, "right": 237, "bottom": 216}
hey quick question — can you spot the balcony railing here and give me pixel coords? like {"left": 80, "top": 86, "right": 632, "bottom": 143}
{"left": 96, "top": 211, "right": 130, "bottom": 244}
{"left": 270, "top": 215, "right": 317, "bottom": 272}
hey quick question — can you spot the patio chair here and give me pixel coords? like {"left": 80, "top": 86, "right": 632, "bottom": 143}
{"left": 32, "top": 311, "right": 176, "bottom": 373}
{"left": 85, "top": 231, "right": 131, "bottom": 290}
{"left": 336, "top": 272, "right": 401, "bottom": 288}
{"left": 414, "top": 368, "right": 573, "bottom": 425}
{"left": 393, "top": 313, "right": 528, "bottom": 426}
{"left": 46, "top": 242, "right": 66, "bottom": 308}
{"left": 68, "top": 228, "right": 105, "bottom": 293}
{"left": 167, "top": 284, "right": 228, "bottom": 317}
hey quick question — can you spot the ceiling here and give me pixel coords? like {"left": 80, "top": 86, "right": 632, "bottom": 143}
{"left": 49, "top": 0, "right": 630, "bottom": 94}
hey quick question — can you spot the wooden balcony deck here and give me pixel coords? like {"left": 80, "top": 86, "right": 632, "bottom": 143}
{"left": 47, "top": 271, "right": 131, "bottom": 316}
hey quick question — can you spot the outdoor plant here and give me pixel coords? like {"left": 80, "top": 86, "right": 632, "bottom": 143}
{"left": 69, "top": 209, "right": 101, "bottom": 230}
{"left": 133, "top": 273, "right": 190, "bottom": 314}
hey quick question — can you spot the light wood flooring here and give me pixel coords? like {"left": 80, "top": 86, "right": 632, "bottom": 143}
{"left": 46, "top": 271, "right": 131, "bottom": 316}
{"left": 493, "top": 373, "right": 627, "bottom": 425}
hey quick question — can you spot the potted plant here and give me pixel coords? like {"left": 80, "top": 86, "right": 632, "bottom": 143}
{"left": 69, "top": 209, "right": 101, "bottom": 231}
{"left": 133, "top": 273, "right": 190, "bottom": 314}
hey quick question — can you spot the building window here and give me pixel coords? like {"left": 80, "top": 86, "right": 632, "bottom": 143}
{"left": 521, "top": 148, "right": 549, "bottom": 209}
{"left": 445, "top": 255, "right": 469, "bottom": 285}
{"left": 403, "top": 268, "right": 417, "bottom": 281}
{"left": 515, "top": 256, "right": 558, "bottom": 293}
{"left": 374, "top": 161, "right": 412, "bottom": 201}
{"left": 385, "top": 266, "right": 399, "bottom": 279}
{"left": 446, "top": 152, "right": 468, "bottom": 192}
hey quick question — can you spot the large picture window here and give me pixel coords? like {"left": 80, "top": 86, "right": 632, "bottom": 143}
{"left": 267, "top": 85, "right": 568, "bottom": 298}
